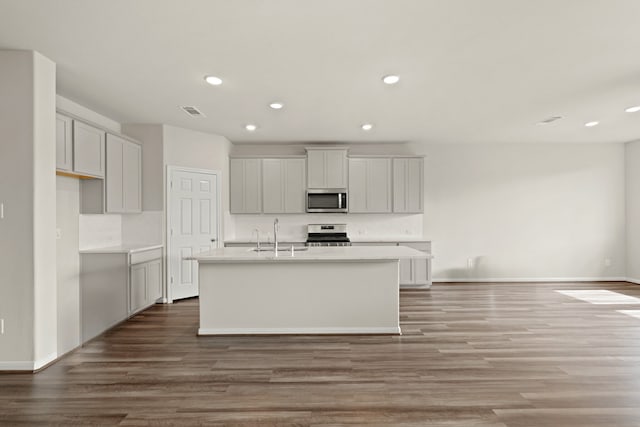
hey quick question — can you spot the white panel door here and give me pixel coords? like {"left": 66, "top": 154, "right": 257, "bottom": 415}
{"left": 169, "top": 169, "right": 219, "bottom": 301}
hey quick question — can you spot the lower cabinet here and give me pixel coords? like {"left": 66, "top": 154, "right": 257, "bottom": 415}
{"left": 351, "top": 241, "right": 431, "bottom": 288}
{"left": 80, "top": 247, "right": 163, "bottom": 343}
{"left": 130, "top": 258, "right": 162, "bottom": 314}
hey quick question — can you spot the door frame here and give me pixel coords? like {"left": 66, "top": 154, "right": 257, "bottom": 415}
{"left": 165, "top": 165, "right": 222, "bottom": 303}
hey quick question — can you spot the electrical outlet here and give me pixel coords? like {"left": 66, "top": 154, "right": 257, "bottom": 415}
{"left": 467, "top": 258, "right": 474, "bottom": 269}
{"left": 1, "top": 319, "right": 4, "bottom": 335}
{"left": 604, "top": 258, "right": 612, "bottom": 267}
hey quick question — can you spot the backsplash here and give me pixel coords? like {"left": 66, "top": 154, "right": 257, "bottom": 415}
{"left": 121, "top": 211, "right": 163, "bottom": 245}
{"left": 79, "top": 211, "right": 163, "bottom": 250}
{"left": 79, "top": 214, "right": 121, "bottom": 250}
{"left": 230, "top": 213, "right": 424, "bottom": 242}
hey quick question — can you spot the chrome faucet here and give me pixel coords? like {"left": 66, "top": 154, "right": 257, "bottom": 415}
{"left": 273, "top": 218, "right": 279, "bottom": 256}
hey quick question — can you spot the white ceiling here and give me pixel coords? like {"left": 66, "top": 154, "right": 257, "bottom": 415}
{"left": 1, "top": 0, "right": 640, "bottom": 144}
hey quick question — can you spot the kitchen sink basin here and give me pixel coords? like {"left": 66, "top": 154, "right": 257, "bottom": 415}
{"left": 250, "top": 246, "right": 308, "bottom": 252}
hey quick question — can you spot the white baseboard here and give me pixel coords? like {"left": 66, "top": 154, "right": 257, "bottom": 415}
{"left": 625, "top": 277, "right": 640, "bottom": 285}
{"left": 33, "top": 352, "right": 57, "bottom": 370}
{"left": 0, "top": 361, "right": 35, "bottom": 371}
{"left": 198, "top": 327, "right": 401, "bottom": 335}
{"left": 434, "top": 276, "right": 628, "bottom": 283}
{"left": 0, "top": 351, "right": 58, "bottom": 372}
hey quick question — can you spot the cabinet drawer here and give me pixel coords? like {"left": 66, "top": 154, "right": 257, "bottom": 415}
{"left": 130, "top": 248, "right": 162, "bottom": 265}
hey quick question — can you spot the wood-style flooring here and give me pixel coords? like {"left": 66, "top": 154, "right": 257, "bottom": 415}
{"left": 3, "top": 281, "right": 640, "bottom": 426}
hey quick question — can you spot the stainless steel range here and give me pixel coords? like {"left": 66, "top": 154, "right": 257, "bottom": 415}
{"left": 306, "top": 224, "right": 351, "bottom": 247}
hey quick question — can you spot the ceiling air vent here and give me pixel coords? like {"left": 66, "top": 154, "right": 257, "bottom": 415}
{"left": 180, "top": 105, "right": 206, "bottom": 118}
{"left": 537, "top": 115, "right": 563, "bottom": 125}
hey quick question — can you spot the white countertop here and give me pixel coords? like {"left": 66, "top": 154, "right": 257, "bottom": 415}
{"left": 79, "top": 244, "right": 163, "bottom": 254}
{"left": 225, "top": 237, "right": 430, "bottom": 244}
{"left": 351, "top": 237, "right": 430, "bottom": 243}
{"left": 192, "top": 245, "right": 431, "bottom": 263}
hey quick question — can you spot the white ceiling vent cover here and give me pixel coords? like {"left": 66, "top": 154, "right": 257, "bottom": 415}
{"left": 537, "top": 116, "right": 563, "bottom": 125}
{"left": 180, "top": 105, "right": 206, "bottom": 117}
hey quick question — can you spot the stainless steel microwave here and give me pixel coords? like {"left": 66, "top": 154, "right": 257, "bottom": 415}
{"left": 306, "top": 189, "right": 348, "bottom": 213}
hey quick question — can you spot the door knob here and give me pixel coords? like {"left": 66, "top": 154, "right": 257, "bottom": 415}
{"left": 211, "top": 238, "right": 216, "bottom": 242}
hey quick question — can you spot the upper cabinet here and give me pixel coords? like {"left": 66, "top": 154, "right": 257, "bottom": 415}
{"left": 393, "top": 157, "right": 424, "bottom": 213}
{"left": 72, "top": 121, "right": 105, "bottom": 178}
{"left": 56, "top": 114, "right": 73, "bottom": 171}
{"left": 106, "top": 134, "right": 142, "bottom": 213}
{"left": 230, "top": 158, "right": 262, "bottom": 214}
{"left": 262, "top": 158, "right": 306, "bottom": 214}
{"left": 348, "top": 158, "right": 392, "bottom": 213}
{"left": 56, "top": 114, "right": 105, "bottom": 178}
{"left": 306, "top": 148, "right": 348, "bottom": 189}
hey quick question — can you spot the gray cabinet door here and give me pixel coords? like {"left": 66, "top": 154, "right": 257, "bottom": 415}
{"left": 348, "top": 158, "right": 391, "bottom": 213}
{"left": 307, "top": 149, "right": 348, "bottom": 189}
{"left": 263, "top": 158, "right": 306, "bottom": 214}
{"left": 348, "top": 158, "right": 367, "bottom": 212}
{"left": 230, "top": 158, "right": 262, "bottom": 213}
{"left": 73, "top": 121, "right": 105, "bottom": 177}
{"left": 306, "top": 150, "right": 326, "bottom": 188}
{"left": 393, "top": 157, "right": 424, "bottom": 213}
{"left": 106, "top": 134, "right": 142, "bottom": 214}
{"left": 366, "top": 158, "right": 392, "bottom": 212}
{"left": 123, "top": 141, "right": 142, "bottom": 213}
{"left": 399, "top": 258, "right": 413, "bottom": 284}
{"left": 284, "top": 159, "right": 305, "bottom": 213}
{"left": 106, "top": 134, "right": 124, "bottom": 213}
{"left": 56, "top": 114, "right": 73, "bottom": 171}
{"left": 325, "top": 150, "right": 348, "bottom": 188}
{"left": 263, "top": 159, "right": 284, "bottom": 213}
{"left": 130, "top": 263, "right": 147, "bottom": 314}
{"left": 147, "top": 259, "right": 162, "bottom": 303}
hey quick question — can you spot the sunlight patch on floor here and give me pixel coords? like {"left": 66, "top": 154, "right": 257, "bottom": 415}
{"left": 556, "top": 290, "right": 640, "bottom": 305}
{"left": 618, "top": 310, "right": 640, "bottom": 319}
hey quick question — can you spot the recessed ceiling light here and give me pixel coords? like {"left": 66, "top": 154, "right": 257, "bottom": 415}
{"left": 245, "top": 124, "right": 257, "bottom": 132}
{"left": 204, "top": 75, "right": 223, "bottom": 86}
{"left": 361, "top": 123, "right": 373, "bottom": 131}
{"left": 625, "top": 105, "right": 640, "bottom": 113}
{"left": 269, "top": 102, "right": 284, "bottom": 110}
{"left": 382, "top": 75, "right": 400, "bottom": 85}
{"left": 585, "top": 121, "right": 599, "bottom": 127}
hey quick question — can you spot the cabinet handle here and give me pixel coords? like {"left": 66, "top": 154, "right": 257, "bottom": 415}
{"left": 211, "top": 238, "right": 217, "bottom": 242}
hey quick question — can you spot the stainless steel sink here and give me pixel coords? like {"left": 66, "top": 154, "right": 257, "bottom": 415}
{"left": 250, "top": 246, "right": 308, "bottom": 252}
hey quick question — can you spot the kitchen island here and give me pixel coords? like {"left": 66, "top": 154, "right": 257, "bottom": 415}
{"left": 191, "top": 246, "right": 429, "bottom": 335}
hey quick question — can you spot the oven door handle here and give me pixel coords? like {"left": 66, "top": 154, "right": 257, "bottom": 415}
{"left": 338, "top": 194, "right": 342, "bottom": 209}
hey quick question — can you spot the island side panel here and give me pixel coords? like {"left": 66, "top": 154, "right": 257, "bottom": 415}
{"left": 198, "top": 260, "right": 400, "bottom": 335}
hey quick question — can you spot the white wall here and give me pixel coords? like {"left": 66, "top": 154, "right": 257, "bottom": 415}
{"left": 163, "top": 125, "right": 232, "bottom": 239}
{"left": 56, "top": 176, "right": 80, "bottom": 355}
{"left": 0, "top": 50, "right": 56, "bottom": 369}
{"left": 32, "top": 52, "right": 57, "bottom": 367}
{"left": 626, "top": 140, "right": 640, "bottom": 282}
{"left": 409, "top": 142, "right": 626, "bottom": 281}
{"left": 57, "top": 95, "right": 121, "bottom": 134}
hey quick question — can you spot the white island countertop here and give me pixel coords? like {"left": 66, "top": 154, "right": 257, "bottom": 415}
{"left": 191, "top": 245, "right": 430, "bottom": 263}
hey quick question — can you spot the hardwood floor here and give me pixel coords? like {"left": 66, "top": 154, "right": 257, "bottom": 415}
{"left": 3, "top": 281, "right": 640, "bottom": 426}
